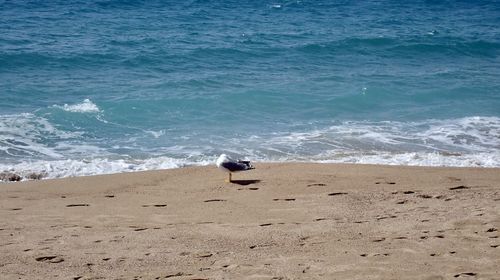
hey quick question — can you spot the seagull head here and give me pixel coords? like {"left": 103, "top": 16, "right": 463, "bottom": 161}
{"left": 216, "top": 154, "right": 229, "bottom": 167}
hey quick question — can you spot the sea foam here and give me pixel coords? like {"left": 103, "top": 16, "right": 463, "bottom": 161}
{"left": 0, "top": 156, "right": 213, "bottom": 180}
{"left": 54, "top": 99, "right": 101, "bottom": 113}
{"left": 1, "top": 149, "right": 498, "bottom": 182}
{"left": 2, "top": 114, "right": 499, "bottom": 181}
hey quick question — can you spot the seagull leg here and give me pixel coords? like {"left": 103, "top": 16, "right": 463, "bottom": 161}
{"left": 229, "top": 172, "right": 232, "bottom": 183}
{"left": 225, "top": 172, "right": 232, "bottom": 183}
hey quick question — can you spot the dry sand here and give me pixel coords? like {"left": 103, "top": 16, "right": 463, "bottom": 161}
{"left": 1, "top": 163, "right": 499, "bottom": 280}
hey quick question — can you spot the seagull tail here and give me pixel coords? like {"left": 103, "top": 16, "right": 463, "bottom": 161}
{"left": 238, "top": 160, "right": 254, "bottom": 170}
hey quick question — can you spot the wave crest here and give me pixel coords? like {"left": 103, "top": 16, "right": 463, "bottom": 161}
{"left": 54, "top": 99, "right": 101, "bottom": 113}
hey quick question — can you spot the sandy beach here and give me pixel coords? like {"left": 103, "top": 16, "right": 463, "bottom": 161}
{"left": 1, "top": 163, "right": 499, "bottom": 279}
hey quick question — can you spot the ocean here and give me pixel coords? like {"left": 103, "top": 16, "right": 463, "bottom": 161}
{"left": 1, "top": 0, "right": 499, "bottom": 179}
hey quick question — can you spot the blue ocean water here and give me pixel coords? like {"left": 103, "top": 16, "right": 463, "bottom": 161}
{"left": 1, "top": 0, "right": 500, "bottom": 179}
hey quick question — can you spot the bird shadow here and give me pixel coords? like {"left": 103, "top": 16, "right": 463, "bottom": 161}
{"left": 231, "top": 179, "right": 261, "bottom": 186}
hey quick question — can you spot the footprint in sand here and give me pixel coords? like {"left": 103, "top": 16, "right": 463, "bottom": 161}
{"left": 66, "top": 204, "right": 89, "bottom": 207}
{"left": 376, "top": 215, "right": 397, "bottom": 220}
{"left": 453, "top": 272, "right": 476, "bottom": 278}
{"left": 259, "top": 223, "right": 273, "bottom": 227}
{"left": 328, "top": 192, "right": 347, "bottom": 196}
{"left": 197, "top": 222, "right": 214, "bottom": 224}
{"left": 371, "top": 253, "right": 390, "bottom": 257}
{"left": 273, "top": 198, "right": 296, "bottom": 201}
{"left": 199, "top": 267, "right": 211, "bottom": 272}
{"left": 449, "top": 186, "right": 469, "bottom": 190}
{"left": 158, "top": 273, "right": 199, "bottom": 279}
{"left": 307, "top": 183, "right": 326, "bottom": 187}
{"left": 447, "top": 177, "right": 462, "bottom": 182}
{"left": 196, "top": 253, "right": 213, "bottom": 258}
{"left": 162, "top": 272, "right": 186, "bottom": 278}
{"left": 35, "top": 256, "right": 64, "bottom": 263}
{"left": 104, "top": 195, "right": 115, "bottom": 198}
{"left": 204, "top": 199, "right": 226, "bottom": 202}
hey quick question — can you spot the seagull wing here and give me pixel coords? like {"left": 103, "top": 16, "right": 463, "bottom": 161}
{"left": 237, "top": 160, "right": 253, "bottom": 168}
{"left": 221, "top": 161, "right": 253, "bottom": 172}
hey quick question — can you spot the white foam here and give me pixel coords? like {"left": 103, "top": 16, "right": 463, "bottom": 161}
{"left": 223, "top": 116, "right": 500, "bottom": 167}
{"left": 418, "top": 116, "right": 500, "bottom": 151}
{"left": 262, "top": 116, "right": 500, "bottom": 154}
{"left": 2, "top": 149, "right": 498, "bottom": 182}
{"left": 146, "top": 130, "right": 166, "bottom": 139}
{"left": 0, "top": 156, "right": 214, "bottom": 180}
{"left": 54, "top": 99, "right": 100, "bottom": 113}
{"left": 0, "top": 113, "right": 81, "bottom": 159}
{"left": 315, "top": 150, "right": 500, "bottom": 168}
{"left": 0, "top": 112, "right": 109, "bottom": 166}
{"left": 1, "top": 115, "right": 499, "bottom": 181}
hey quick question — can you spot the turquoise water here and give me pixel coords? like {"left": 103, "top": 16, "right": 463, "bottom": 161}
{"left": 1, "top": 1, "right": 500, "bottom": 178}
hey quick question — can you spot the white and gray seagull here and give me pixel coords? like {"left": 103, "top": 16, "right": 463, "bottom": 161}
{"left": 216, "top": 154, "right": 254, "bottom": 183}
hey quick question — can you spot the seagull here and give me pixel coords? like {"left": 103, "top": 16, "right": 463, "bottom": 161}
{"left": 216, "top": 154, "right": 254, "bottom": 183}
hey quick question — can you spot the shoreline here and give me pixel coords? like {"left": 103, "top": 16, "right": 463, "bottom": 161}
{"left": 2, "top": 159, "right": 500, "bottom": 183}
{"left": 1, "top": 163, "right": 499, "bottom": 279}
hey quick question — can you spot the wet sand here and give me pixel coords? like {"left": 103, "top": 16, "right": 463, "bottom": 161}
{"left": 1, "top": 163, "right": 499, "bottom": 279}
